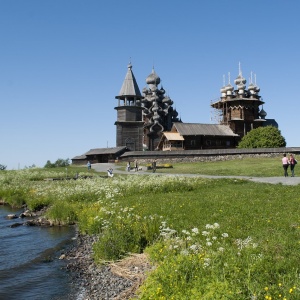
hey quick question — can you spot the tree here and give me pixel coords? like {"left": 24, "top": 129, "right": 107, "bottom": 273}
{"left": 238, "top": 126, "right": 286, "bottom": 148}
{"left": 54, "top": 158, "right": 70, "bottom": 167}
{"left": 0, "top": 164, "right": 7, "bottom": 170}
{"left": 44, "top": 158, "right": 70, "bottom": 168}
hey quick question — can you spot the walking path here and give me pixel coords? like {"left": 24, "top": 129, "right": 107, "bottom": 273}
{"left": 92, "top": 163, "right": 300, "bottom": 186}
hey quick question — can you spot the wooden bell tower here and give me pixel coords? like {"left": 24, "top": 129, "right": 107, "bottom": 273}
{"left": 114, "top": 63, "right": 144, "bottom": 151}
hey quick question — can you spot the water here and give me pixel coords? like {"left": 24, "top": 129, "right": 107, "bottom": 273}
{"left": 0, "top": 205, "right": 76, "bottom": 300}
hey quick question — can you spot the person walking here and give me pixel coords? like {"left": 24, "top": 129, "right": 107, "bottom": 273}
{"left": 127, "top": 161, "right": 131, "bottom": 172}
{"left": 289, "top": 154, "right": 297, "bottom": 177}
{"left": 282, "top": 154, "right": 289, "bottom": 177}
{"left": 135, "top": 160, "right": 139, "bottom": 172}
{"left": 87, "top": 161, "right": 91, "bottom": 171}
{"left": 152, "top": 159, "right": 157, "bottom": 173}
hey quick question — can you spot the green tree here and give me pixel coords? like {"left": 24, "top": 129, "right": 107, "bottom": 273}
{"left": 238, "top": 126, "right": 286, "bottom": 148}
{"left": 44, "top": 158, "right": 70, "bottom": 168}
{"left": 54, "top": 158, "right": 70, "bottom": 167}
{"left": 44, "top": 160, "right": 55, "bottom": 168}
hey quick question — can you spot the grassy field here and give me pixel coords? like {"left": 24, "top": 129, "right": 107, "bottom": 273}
{"left": 0, "top": 158, "right": 300, "bottom": 299}
{"left": 142, "top": 155, "right": 289, "bottom": 177}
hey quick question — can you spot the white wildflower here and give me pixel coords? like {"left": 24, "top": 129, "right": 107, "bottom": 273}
{"left": 191, "top": 227, "right": 199, "bottom": 235}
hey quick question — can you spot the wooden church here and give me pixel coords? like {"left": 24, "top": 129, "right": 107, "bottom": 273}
{"left": 72, "top": 63, "right": 277, "bottom": 164}
{"left": 114, "top": 63, "right": 276, "bottom": 152}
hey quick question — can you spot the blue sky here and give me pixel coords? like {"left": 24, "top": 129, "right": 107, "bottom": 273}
{"left": 1, "top": 0, "right": 299, "bottom": 169}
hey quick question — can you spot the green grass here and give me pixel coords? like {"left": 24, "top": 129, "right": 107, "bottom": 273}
{"left": 1, "top": 160, "right": 300, "bottom": 299}
{"left": 149, "top": 156, "right": 288, "bottom": 177}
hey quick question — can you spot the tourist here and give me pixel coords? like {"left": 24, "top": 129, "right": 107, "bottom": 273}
{"left": 127, "top": 161, "right": 131, "bottom": 172}
{"left": 282, "top": 154, "right": 289, "bottom": 177}
{"left": 87, "top": 161, "right": 91, "bottom": 171}
{"left": 135, "top": 160, "right": 139, "bottom": 172}
{"left": 289, "top": 154, "right": 297, "bottom": 177}
{"left": 107, "top": 168, "right": 114, "bottom": 177}
{"left": 152, "top": 160, "right": 157, "bottom": 173}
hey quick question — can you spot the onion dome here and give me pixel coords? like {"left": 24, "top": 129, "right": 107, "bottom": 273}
{"left": 162, "top": 96, "right": 172, "bottom": 104}
{"left": 225, "top": 83, "right": 234, "bottom": 95}
{"left": 159, "top": 86, "right": 165, "bottom": 94}
{"left": 237, "top": 83, "right": 246, "bottom": 90}
{"left": 248, "top": 82, "right": 256, "bottom": 94}
{"left": 220, "top": 85, "right": 227, "bottom": 95}
{"left": 234, "top": 73, "right": 246, "bottom": 86}
{"left": 259, "top": 108, "right": 267, "bottom": 119}
{"left": 146, "top": 68, "right": 160, "bottom": 85}
{"left": 142, "top": 87, "right": 148, "bottom": 94}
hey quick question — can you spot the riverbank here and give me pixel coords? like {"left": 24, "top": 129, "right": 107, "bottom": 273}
{"left": 63, "top": 233, "right": 153, "bottom": 300}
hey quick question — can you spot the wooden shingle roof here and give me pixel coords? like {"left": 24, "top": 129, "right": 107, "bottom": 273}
{"left": 84, "top": 146, "right": 127, "bottom": 155}
{"left": 173, "top": 123, "right": 239, "bottom": 137}
{"left": 117, "top": 64, "right": 141, "bottom": 97}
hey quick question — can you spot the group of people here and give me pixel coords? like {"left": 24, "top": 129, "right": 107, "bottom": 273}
{"left": 127, "top": 160, "right": 140, "bottom": 172}
{"left": 282, "top": 153, "right": 297, "bottom": 177}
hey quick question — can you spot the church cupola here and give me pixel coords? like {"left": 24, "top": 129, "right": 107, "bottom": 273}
{"left": 234, "top": 63, "right": 246, "bottom": 96}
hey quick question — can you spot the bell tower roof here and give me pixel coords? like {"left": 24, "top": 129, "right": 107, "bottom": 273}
{"left": 117, "top": 63, "right": 142, "bottom": 98}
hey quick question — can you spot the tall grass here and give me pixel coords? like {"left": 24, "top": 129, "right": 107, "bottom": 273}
{"left": 0, "top": 160, "right": 300, "bottom": 299}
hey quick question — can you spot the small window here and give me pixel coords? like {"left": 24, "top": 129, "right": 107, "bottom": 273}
{"left": 206, "top": 140, "right": 211, "bottom": 146}
{"left": 191, "top": 140, "right": 196, "bottom": 146}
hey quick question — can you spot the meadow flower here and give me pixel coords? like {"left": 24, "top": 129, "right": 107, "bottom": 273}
{"left": 182, "top": 230, "right": 190, "bottom": 235}
{"left": 205, "top": 224, "right": 213, "bottom": 229}
{"left": 213, "top": 223, "right": 220, "bottom": 229}
{"left": 202, "top": 230, "right": 209, "bottom": 236}
{"left": 191, "top": 227, "right": 199, "bottom": 235}
{"left": 203, "top": 258, "right": 211, "bottom": 267}
{"left": 189, "top": 244, "right": 200, "bottom": 253}
{"left": 180, "top": 249, "right": 189, "bottom": 256}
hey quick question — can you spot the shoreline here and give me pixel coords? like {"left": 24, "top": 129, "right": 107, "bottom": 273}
{"left": 63, "top": 233, "right": 153, "bottom": 300}
{"left": 1, "top": 203, "right": 152, "bottom": 299}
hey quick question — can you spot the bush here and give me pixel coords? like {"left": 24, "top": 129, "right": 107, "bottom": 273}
{"left": 238, "top": 126, "right": 286, "bottom": 148}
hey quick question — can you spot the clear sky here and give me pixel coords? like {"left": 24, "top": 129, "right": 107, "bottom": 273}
{"left": 1, "top": 0, "right": 299, "bottom": 169}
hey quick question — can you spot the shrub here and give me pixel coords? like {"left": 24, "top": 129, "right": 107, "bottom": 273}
{"left": 238, "top": 126, "right": 286, "bottom": 148}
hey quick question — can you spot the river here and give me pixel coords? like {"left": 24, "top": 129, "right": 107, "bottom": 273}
{"left": 0, "top": 205, "right": 76, "bottom": 300}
